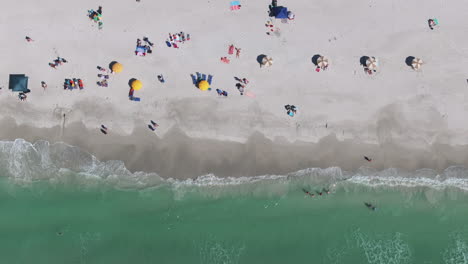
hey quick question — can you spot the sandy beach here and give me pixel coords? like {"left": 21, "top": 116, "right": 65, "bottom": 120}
{"left": 2, "top": 0, "right": 468, "bottom": 178}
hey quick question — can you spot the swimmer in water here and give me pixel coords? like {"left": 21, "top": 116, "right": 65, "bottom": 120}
{"left": 364, "top": 202, "right": 376, "bottom": 211}
{"left": 302, "top": 188, "right": 315, "bottom": 197}
{"left": 323, "top": 188, "right": 331, "bottom": 194}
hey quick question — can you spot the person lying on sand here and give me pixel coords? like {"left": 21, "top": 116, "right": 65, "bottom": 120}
{"left": 364, "top": 156, "right": 372, "bottom": 162}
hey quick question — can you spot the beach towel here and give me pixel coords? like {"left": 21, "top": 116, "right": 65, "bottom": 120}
{"left": 230, "top": 1, "right": 240, "bottom": 6}
{"left": 228, "top": 45, "right": 234, "bottom": 55}
{"left": 230, "top": 5, "right": 240, "bottom": 10}
{"left": 207, "top": 75, "right": 213, "bottom": 84}
{"left": 245, "top": 91, "right": 256, "bottom": 98}
{"left": 191, "top": 74, "right": 197, "bottom": 85}
{"left": 132, "top": 97, "right": 141, "bottom": 102}
{"left": 166, "top": 41, "right": 172, "bottom": 47}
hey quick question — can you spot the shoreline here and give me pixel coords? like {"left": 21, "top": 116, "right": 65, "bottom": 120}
{"left": 1, "top": 118, "right": 467, "bottom": 179}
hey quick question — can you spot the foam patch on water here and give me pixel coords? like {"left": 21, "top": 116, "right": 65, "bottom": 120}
{"left": 443, "top": 233, "right": 468, "bottom": 264}
{"left": 354, "top": 230, "right": 412, "bottom": 264}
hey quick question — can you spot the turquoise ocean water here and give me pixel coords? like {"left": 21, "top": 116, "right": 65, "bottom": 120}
{"left": 1, "top": 139, "right": 468, "bottom": 264}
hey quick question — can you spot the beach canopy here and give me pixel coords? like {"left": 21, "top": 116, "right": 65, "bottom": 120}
{"left": 366, "top": 57, "right": 378, "bottom": 70}
{"left": 111, "top": 62, "right": 123, "bottom": 73}
{"left": 271, "top": 6, "right": 289, "bottom": 19}
{"left": 261, "top": 57, "right": 274, "bottom": 67}
{"left": 8, "top": 74, "right": 30, "bottom": 92}
{"left": 131, "top": 79, "right": 143, "bottom": 90}
{"left": 198, "top": 80, "right": 210, "bottom": 91}
{"left": 317, "top": 56, "right": 328, "bottom": 68}
{"left": 412, "top": 58, "right": 423, "bottom": 70}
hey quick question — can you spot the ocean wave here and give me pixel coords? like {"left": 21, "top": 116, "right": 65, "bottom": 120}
{"left": 2, "top": 139, "right": 468, "bottom": 192}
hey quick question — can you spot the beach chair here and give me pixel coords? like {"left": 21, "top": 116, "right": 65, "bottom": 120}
{"left": 201, "top": 74, "right": 207, "bottom": 80}
{"left": 207, "top": 75, "right": 213, "bottom": 84}
{"left": 191, "top": 74, "right": 197, "bottom": 85}
{"left": 196, "top": 72, "right": 202, "bottom": 80}
{"left": 230, "top": 1, "right": 240, "bottom": 10}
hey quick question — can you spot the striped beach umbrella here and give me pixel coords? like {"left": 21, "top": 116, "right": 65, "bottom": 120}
{"left": 366, "top": 57, "right": 378, "bottom": 70}
{"left": 317, "top": 56, "right": 328, "bottom": 68}
{"left": 412, "top": 58, "right": 423, "bottom": 70}
{"left": 262, "top": 57, "right": 274, "bottom": 67}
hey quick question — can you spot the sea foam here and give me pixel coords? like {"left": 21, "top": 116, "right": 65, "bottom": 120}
{"left": 2, "top": 139, "right": 468, "bottom": 193}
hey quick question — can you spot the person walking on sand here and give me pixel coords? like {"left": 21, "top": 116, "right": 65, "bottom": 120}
{"left": 158, "top": 75, "right": 165, "bottom": 83}
{"left": 41, "top": 81, "right": 47, "bottom": 90}
{"left": 236, "top": 48, "right": 241, "bottom": 58}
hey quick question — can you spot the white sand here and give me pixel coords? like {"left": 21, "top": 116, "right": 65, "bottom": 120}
{"left": 1, "top": 0, "right": 468, "bottom": 151}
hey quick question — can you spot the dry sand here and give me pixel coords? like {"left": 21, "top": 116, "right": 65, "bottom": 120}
{"left": 1, "top": 0, "right": 468, "bottom": 178}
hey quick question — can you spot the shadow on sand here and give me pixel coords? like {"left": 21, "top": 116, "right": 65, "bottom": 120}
{"left": 405, "top": 56, "right": 415, "bottom": 67}
{"left": 128, "top": 78, "right": 137, "bottom": 88}
{"left": 311, "top": 54, "right": 321, "bottom": 66}
{"left": 256, "top": 54, "right": 267, "bottom": 67}
{"left": 359, "top": 56, "right": 370, "bottom": 66}
{"left": 109, "top": 61, "right": 118, "bottom": 71}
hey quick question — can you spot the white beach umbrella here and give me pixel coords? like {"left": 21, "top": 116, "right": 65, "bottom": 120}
{"left": 317, "top": 56, "right": 328, "bottom": 68}
{"left": 412, "top": 58, "right": 423, "bottom": 70}
{"left": 262, "top": 57, "right": 274, "bottom": 67}
{"left": 366, "top": 57, "right": 377, "bottom": 70}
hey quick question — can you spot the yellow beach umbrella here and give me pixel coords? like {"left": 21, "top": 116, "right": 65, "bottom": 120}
{"left": 198, "top": 80, "right": 210, "bottom": 91}
{"left": 111, "top": 62, "right": 123, "bottom": 73}
{"left": 131, "top": 79, "right": 143, "bottom": 90}
{"left": 317, "top": 56, "right": 328, "bottom": 68}
{"left": 412, "top": 58, "right": 423, "bottom": 70}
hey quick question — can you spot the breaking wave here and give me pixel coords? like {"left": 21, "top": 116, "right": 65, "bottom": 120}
{"left": 2, "top": 139, "right": 468, "bottom": 193}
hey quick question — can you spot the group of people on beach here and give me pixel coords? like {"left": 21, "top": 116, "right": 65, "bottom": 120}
{"left": 284, "top": 104, "right": 297, "bottom": 117}
{"left": 49, "top": 57, "right": 67, "bottom": 69}
{"left": 135, "top": 37, "right": 154, "bottom": 56}
{"left": 96, "top": 66, "right": 110, "bottom": 87}
{"left": 63, "top": 78, "right": 84, "bottom": 90}
{"left": 166, "top": 32, "right": 190, "bottom": 49}
{"left": 87, "top": 6, "right": 103, "bottom": 29}
{"left": 234, "top": 77, "right": 249, "bottom": 95}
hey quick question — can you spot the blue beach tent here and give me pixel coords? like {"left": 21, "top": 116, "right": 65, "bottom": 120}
{"left": 8, "top": 74, "right": 30, "bottom": 93}
{"left": 271, "top": 6, "right": 288, "bottom": 19}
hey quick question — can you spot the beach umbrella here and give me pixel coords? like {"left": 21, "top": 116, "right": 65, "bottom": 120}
{"left": 131, "top": 79, "right": 143, "bottom": 90}
{"left": 411, "top": 58, "right": 423, "bottom": 70}
{"left": 317, "top": 56, "right": 328, "bottom": 68}
{"left": 261, "top": 57, "right": 274, "bottom": 67}
{"left": 111, "top": 62, "right": 123, "bottom": 73}
{"left": 366, "top": 57, "right": 378, "bottom": 70}
{"left": 198, "top": 80, "right": 210, "bottom": 91}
